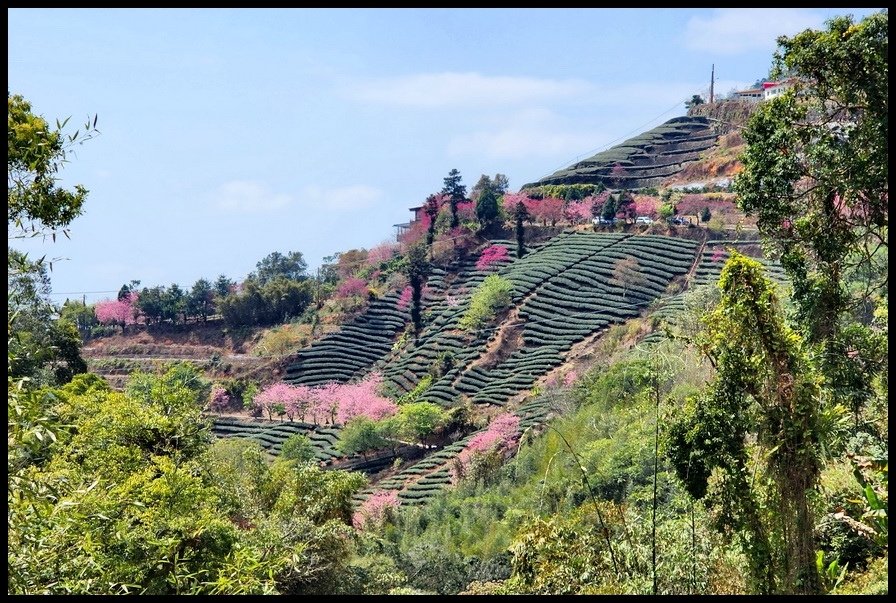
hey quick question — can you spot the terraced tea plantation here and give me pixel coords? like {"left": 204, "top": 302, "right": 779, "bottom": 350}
{"left": 219, "top": 230, "right": 787, "bottom": 508}
{"left": 211, "top": 416, "right": 342, "bottom": 463}
{"left": 642, "top": 238, "right": 789, "bottom": 346}
{"left": 283, "top": 290, "right": 410, "bottom": 386}
{"left": 530, "top": 115, "right": 717, "bottom": 190}
{"left": 380, "top": 231, "right": 698, "bottom": 412}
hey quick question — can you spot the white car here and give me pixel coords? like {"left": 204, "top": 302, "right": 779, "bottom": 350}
{"left": 635, "top": 216, "right": 653, "bottom": 225}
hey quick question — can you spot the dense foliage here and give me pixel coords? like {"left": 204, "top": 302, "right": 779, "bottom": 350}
{"left": 8, "top": 10, "right": 888, "bottom": 595}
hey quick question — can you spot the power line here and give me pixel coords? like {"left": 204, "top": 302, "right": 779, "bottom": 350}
{"left": 538, "top": 87, "right": 710, "bottom": 181}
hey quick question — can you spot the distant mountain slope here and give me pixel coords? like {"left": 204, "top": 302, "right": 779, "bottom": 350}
{"left": 527, "top": 115, "right": 718, "bottom": 190}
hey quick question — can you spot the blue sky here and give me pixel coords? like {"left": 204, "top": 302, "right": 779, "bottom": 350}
{"left": 8, "top": 8, "right": 882, "bottom": 304}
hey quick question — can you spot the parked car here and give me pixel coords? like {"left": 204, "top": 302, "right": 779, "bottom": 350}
{"left": 635, "top": 216, "right": 653, "bottom": 225}
{"left": 592, "top": 217, "right": 616, "bottom": 225}
{"left": 668, "top": 216, "right": 689, "bottom": 225}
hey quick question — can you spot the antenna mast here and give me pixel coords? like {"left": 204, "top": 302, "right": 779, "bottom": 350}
{"left": 710, "top": 64, "right": 715, "bottom": 103}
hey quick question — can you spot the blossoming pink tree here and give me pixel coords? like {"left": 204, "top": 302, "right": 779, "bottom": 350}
{"left": 94, "top": 291, "right": 139, "bottom": 330}
{"left": 398, "top": 220, "right": 427, "bottom": 251}
{"left": 537, "top": 196, "right": 566, "bottom": 226}
{"left": 588, "top": 191, "right": 611, "bottom": 217}
{"left": 397, "top": 286, "right": 413, "bottom": 310}
{"left": 209, "top": 386, "right": 231, "bottom": 412}
{"left": 336, "top": 372, "right": 398, "bottom": 424}
{"left": 452, "top": 413, "right": 521, "bottom": 480}
{"left": 366, "top": 241, "right": 399, "bottom": 268}
{"left": 711, "top": 246, "right": 727, "bottom": 263}
{"left": 502, "top": 192, "right": 534, "bottom": 220}
{"left": 254, "top": 372, "right": 398, "bottom": 426}
{"left": 336, "top": 277, "right": 369, "bottom": 299}
{"left": 564, "top": 200, "right": 593, "bottom": 223}
{"left": 352, "top": 490, "right": 400, "bottom": 530}
{"left": 475, "top": 244, "right": 510, "bottom": 271}
{"left": 632, "top": 195, "right": 660, "bottom": 218}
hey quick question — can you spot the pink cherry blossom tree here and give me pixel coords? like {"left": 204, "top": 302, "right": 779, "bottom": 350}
{"left": 502, "top": 192, "right": 533, "bottom": 218}
{"left": 633, "top": 195, "right": 660, "bottom": 218}
{"left": 538, "top": 196, "right": 566, "bottom": 226}
{"left": 336, "top": 372, "right": 398, "bottom": 424}
{"left": 476, "top": 245, "right": 511, "bottom": 271}
{"left": 208, "top": 386, "right": 231, "bottom": 412}
{"left": 564, "top": 200, "right": 593, "bottom": 223}
{"left": 398, "top": 220, "right": 427, "bottom": 250}
{"left": 367, "top": 241, "right": 399, "bottom": 267}
{"left": 336, "top": 277, "right": 369, "bottom": 299}
{"left": 311, "top": 382, "right": 341, "bottom": 425}
{"left": 94, "top": 291, "right": 139, "bottom": 328}
{"left": 456, "top": 200, "right": 476, "bottom": 223}
{"left": 397, "top": 285, "right": 413, "bottom": 310}
{"left": 711, "top": 246, "right": 727, "bottom": 263}
{"left": 452, "top": 413, "right": 521, "bottom": 480}
{"left": 352, "top": 490, "right": 400, "bottom": 530}
{"left": 587, "top": 191, "right": 611, "bottom": 218}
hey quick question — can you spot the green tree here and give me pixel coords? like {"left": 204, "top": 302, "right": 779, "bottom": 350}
{"left": 685, "top": 94, "right": 705, "bottom": 110}
{"left": 404, "top": 243, "right": 429, "bottom": 336}
{"left": 213, "top": 274, "right": 235, "bottom": 297}
{"left": 162, "top": 283, "right": 186, "bottom": 324}
{"left": 601, "top": 196, "right": 618, "bottom": 221}
{"left": 471, "top": 173, "right": 509, "bottom": 201}
{"left": 338, "top": 417, "right": 389, "bottom": 460}
{"left": 658, "top": 202, "right": 675, "bottom": 220}
{"left": 459, "top": 274, "right": 514, "bottom": 332}
{"left": 217, "top": 278, "right": 312, "bottom": 328}
{"left": 8, "top": 94, "right": 96, "bottom": 387}
{"left": 393, "top": 402, "right": 447, "bottom": 446}
{"left": 8, "top": 247, "right": 87, "bottom": 386}
{"left": 492, "top": 173, "right": 510, "bottom": 196}
{"left": 423, "top": 194, "right": 440, "bottom": 248}
{"left": 475, "top": 187, "right": 500, "bottom": 231}
{"left": 8, "top": 92, "right": 98, "bottom": 239}
{"left": 667, "top": 252, "right": 823, "bottom": 594}
{"left": 8, "top": 367, "right": 268, "bottom": 594}
{"left": 440, "top": 169, "right": 467, "bottom": 229}
{"left": 136, "top": 285, "right": 164, "bottom": 324}
{"left": 513, "top": 200, "right": 529, "bottom": 258}
{"left": 700, "top": 207, "right": 712, "bottom": 223}
{"left": 188, "top": 278, "right": 215, "bottom": 322}
{"left": 250, "top": 251, "right": 308, "bottom": 284}
{"left": 59, "top": 298, "right": 99, "bottom": 339}
{"left": 281, "top": 433, "right": 316, "bottom": 463}
{"left": 733, "top": 11, "right": 888, "bottom": 388}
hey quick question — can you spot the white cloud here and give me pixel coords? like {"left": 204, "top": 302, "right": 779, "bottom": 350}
{"left": 350, "top": 71, "right": 594, "bottom": 108}
{"left": 684, "top": 9, "right": 826, "bottom": 55}
{"left": 214, "top": 180, "right": 292, "bottom": 213}
{"left": 299, "top": 184, "right": 384, "bottom": 211}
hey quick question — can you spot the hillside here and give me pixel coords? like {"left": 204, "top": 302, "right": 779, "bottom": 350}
{"left": 11, "top": 10, "right": 886, "bottom": 596}
{"left": 81, "top": 320, "right": 339, "bottom": 389}
{"left": 526, "top": 100, "right": 757, "bottom": 192}
{"left": 209, "top": 226, "right": 785, "bottom": 509}
{"left": 526, "top": 115, "right": 719, "bottom": 190}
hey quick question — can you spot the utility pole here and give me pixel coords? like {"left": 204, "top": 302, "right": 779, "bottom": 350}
{"left": 710, "top": 63, "right": 715, "bottom": 104}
